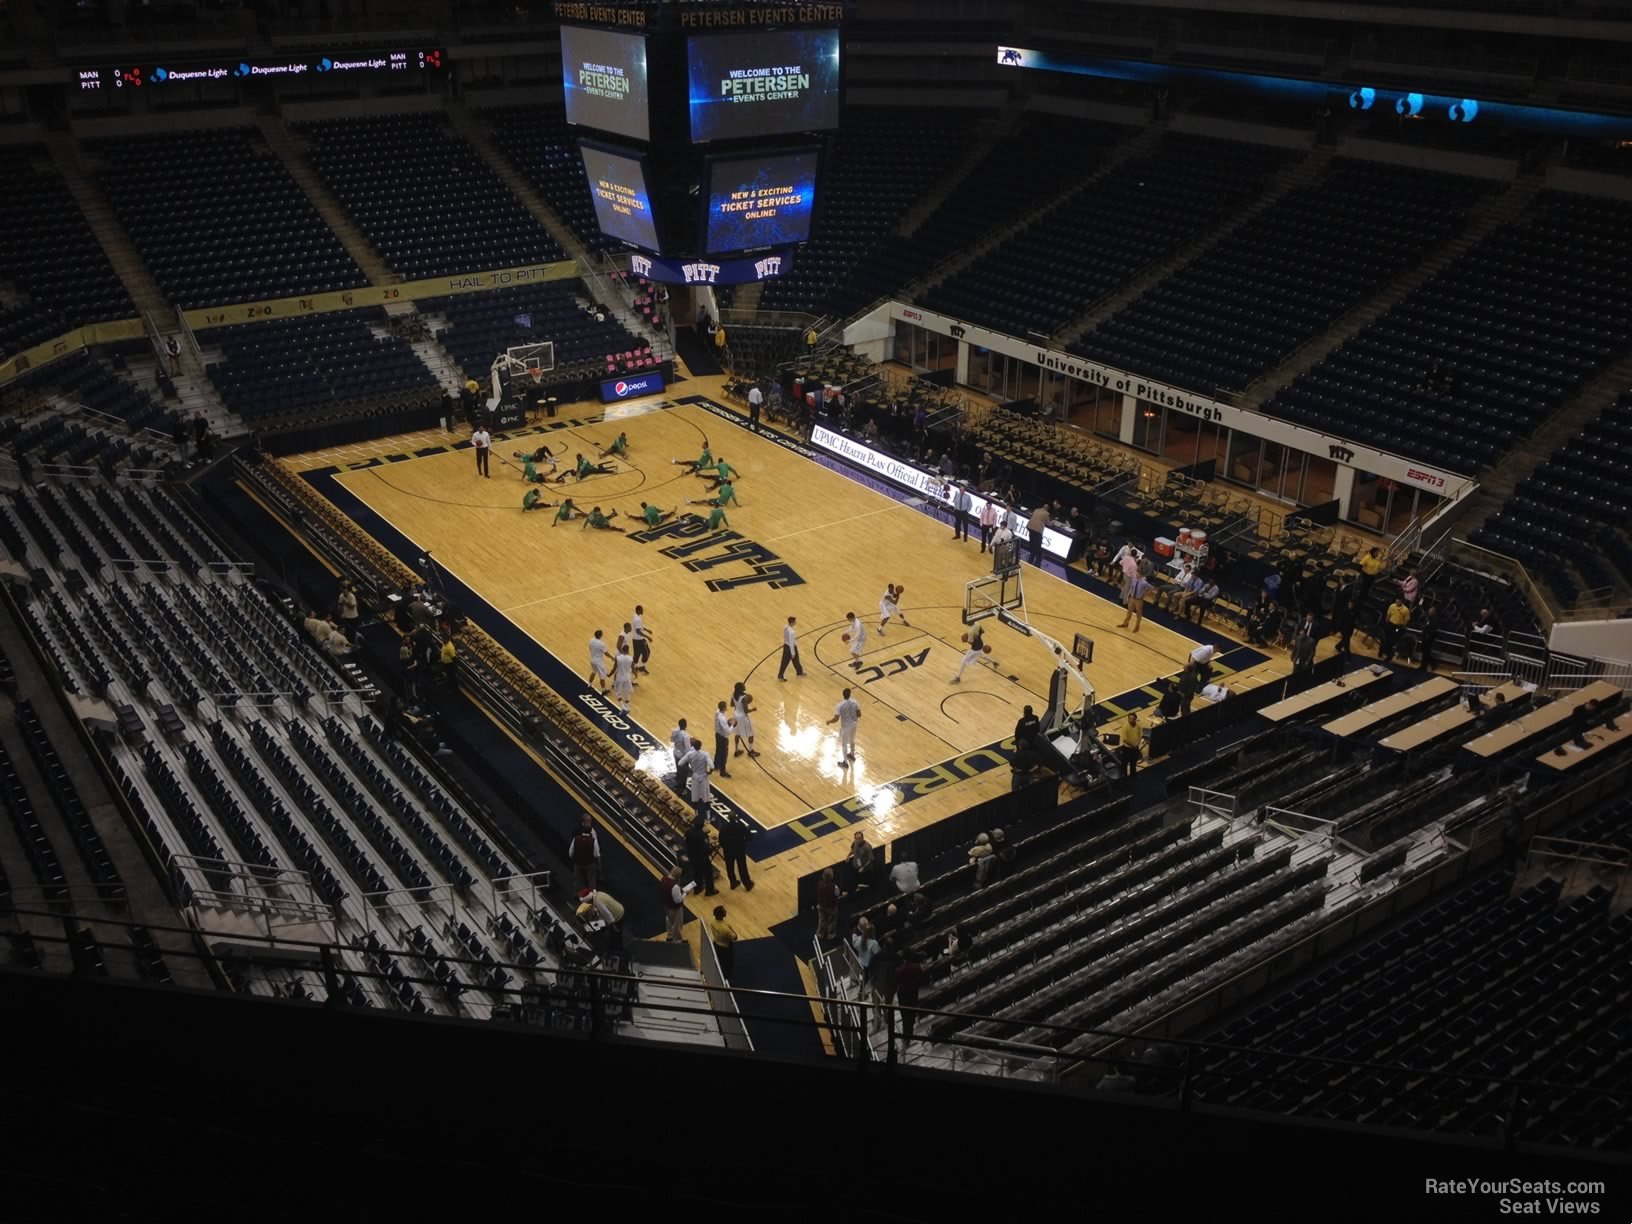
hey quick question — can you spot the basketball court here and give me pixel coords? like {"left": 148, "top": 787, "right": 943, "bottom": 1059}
{"left": 293, "top": 389, "right": 1279, "bottom": 842}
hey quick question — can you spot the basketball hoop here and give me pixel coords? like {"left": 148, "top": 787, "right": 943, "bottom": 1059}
{"left": 528, "top": 367, "right": 544, "bottom": 386}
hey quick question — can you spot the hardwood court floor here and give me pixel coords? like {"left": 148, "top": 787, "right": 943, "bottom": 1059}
{"left": 325, "top": 397, "right": 1215, "bottom": 832}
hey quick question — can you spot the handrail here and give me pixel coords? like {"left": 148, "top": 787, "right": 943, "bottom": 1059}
{"left": 1449, "top": 537, "right": 1558, "bottom": 633}
{"left": 4, "top": 899, "right": 1627, "bottom": 1143}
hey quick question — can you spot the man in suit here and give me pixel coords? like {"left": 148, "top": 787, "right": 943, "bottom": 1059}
{"left": 950, "top": 482, "right": 973, "bottom": 541}
{"left": 685, "top": 815, "right": 717, "bottom": 897}
{"left": 718, "top": 817, "right": 754, "bottom": 892}
{"left": 1292, "top": 626, "right": 1316, "bottom": 677}
{"left": 777, "top": 616, "right": 805, "bottom": 680}
{"left": 713, "top": 701, "right": 734, "bottom": 779}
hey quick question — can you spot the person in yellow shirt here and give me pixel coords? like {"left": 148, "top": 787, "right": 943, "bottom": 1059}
{"left": 1357, "top": 546, "right": 1385, "bottom": 605}
{"left": 707, "top": 904, "right": 738, "bottom": 979}
{"left": 437, "top": 636, "right": 458, "bottom": 686}
{"left": 1381, "top": 597, "right": 1412, "bottom": 664}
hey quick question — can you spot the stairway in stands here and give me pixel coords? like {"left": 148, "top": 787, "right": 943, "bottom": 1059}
{"left": 1054, "top": 143, "right": 1336, "bottom": 346}
{"left": 0, "top": 590, "right": 209, "bottom": 986}
{"left": 1445, "top": 352, "right": 1632, "bottom": 550}
{"left": 256, "top": 115, "right": 396, "bottom": 288}
{"left": 449, "top": 104, "right": 671, "bottom": 360}
{"left": 115, "top": 351, "right": 236, "bottom": 442}
{"left": 894, "top": 98, "right": 1028, "bottom": 240}
{"left": 447, "top": 103, "right": 588, "bottom": 267}
{"left": 44, "top": 133, "right": 180, "bottom": 343}
{"left": 1234, "top": 175, "right": 1543, "bottom": 412}
{"left": 901, "top": 123, "right": 1168, "bottom": 301}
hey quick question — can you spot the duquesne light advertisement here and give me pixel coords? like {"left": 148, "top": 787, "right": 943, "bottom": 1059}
{"left": 76, "top": 49, "right": 443, "bottom": 89}
{"left": 811, "top": 426, "right": 1073, "bottom": 559}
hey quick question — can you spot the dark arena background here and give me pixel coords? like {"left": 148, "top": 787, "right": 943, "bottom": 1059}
{"left": 3, "top": 0, "right": 1632, "bottom": 1216}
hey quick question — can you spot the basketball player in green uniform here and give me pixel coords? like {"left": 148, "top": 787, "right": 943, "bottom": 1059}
{"left": 698, "top": 458, "right": 739, "bottom": 492}
{"left": 672, "top": 438, "right": 713, "bottom": 474}
{"left": 581, "top": 506, "right": 626, "bottom": 533}
{"left": 626, "top": 501, "right": 674, "bottom": 527}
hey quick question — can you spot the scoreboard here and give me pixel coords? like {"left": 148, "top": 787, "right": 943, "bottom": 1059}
{"left": 76, "top": 48, "right": 445, "bottom": 91}
{"left": 560, "top": 6, "right": 840, "bottom": 274}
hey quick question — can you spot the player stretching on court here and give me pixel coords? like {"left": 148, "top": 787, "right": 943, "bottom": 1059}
{"left": 550, "top": 497, "right": 582, "bottom": 526}
{"left": 627, "top": 501, "right": 674, "bottom": 528}
{"left": 689, "top": 479, "right": 738, "bottom": 510}
{"left": 700, "top": 504, "right": 730, "bottom": 532}
{"left": 697, "top": 457, "right": 740, "bottom": 492}
{"left": 612, "top": 644, "right": 634, "bottom": 714}
{"left": 951, "top": 623, "right": 995, "bottom": 684}
{"left": 730, "top": 681, "right": 759, "bottom": 758}
{"left": 588, "top": 629, "right": 610, "bottom": 692}
{"left": 844, "top": 611, "right": 867, "bottom": 670}
{"left": 521, "top": 488, "right": 560, "bottom": 513}
{"left": 557, "top": 453, "right": 617, "bottom": 484}
{"left": 581, "top": 506, "right": 626, "bottom": 532}
{"left": 827, "top": 687, "right": 861, "bottom": 768}
{"left": 515, "top": 444, "right": 557, "bottom": 481}
{"left": 878, "top": 584, "right": 910, "bottom": 635}
{"left": 599, "top": 432, "right": 630, "bottom": 460}
{"left": 671, "top": 438, "right": 713, "bottom": 474}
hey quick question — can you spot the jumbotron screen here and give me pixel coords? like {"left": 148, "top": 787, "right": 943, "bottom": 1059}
{"left": 686, "top": 29, "right": 841, "bottom": 142}
{"left": 580, "top": 143, "right": 661, "bottom": 253}
{"left": 561, "top": 26, "right": 650, "bottom": 142}
{"left": 703, "top": 148, "right": 819, "bottom": 254}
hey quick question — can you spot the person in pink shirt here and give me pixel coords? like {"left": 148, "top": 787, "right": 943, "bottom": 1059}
{"left": 1399, "top": 567, "right": 1420, "bottom": 606}
{"left": 978, "top": 500, "right": 1000, "bottom": 553}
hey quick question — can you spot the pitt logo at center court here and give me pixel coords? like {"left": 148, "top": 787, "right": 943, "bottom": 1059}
{"left": 681, "top": 262, "right": 722, "bottom": 284}
{"left": 630, "top": 514, "right": 805, "bottom": 591}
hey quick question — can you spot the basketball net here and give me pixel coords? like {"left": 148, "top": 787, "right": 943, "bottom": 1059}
{"left": 528, "top": 368, "right": 543, "bottom": 386}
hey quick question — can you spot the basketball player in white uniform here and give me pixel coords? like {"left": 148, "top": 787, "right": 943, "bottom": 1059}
{"left": 587, "top": 629, "right": 610, "bottom": 691}
{"left": 612, "top": 644, "right": 634, "bottom": 714}
{"left": 731, "top": 682, "right": 758, "bottom": 758}
{"left": 679, "top": 737, "right": 712, "bottom": 817}
{"left": 670, "top": 718, "right": 691, "bottom": 772}
{"left": 878, "top": 584, "right": 910, "bottom": 634}
{"left": 846, "top": 612, "right": 867, "bottom": 669}
{"left": 827, "top": 687, "right": 861, "bottom": 767}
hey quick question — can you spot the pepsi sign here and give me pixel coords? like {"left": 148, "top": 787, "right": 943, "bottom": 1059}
{"left": 599, "top": 371, "right": 666, "bottom": 403}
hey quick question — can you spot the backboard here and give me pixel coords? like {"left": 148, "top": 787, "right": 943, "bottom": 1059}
{"left": 963, "top": 568, "right": 1025, "bottom": 626}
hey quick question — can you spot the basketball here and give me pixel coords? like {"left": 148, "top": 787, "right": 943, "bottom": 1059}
{"left": 842, "top": 633, "right": 851, "bottom": 642}
{"left": 895, "top": 586, "right": 905, "bottom": 598}
{"left": 961, "top": 633, "right": 969, "bottom": 643}
{"left": 983, "top": 645, "right": 993, "bottom": 655}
